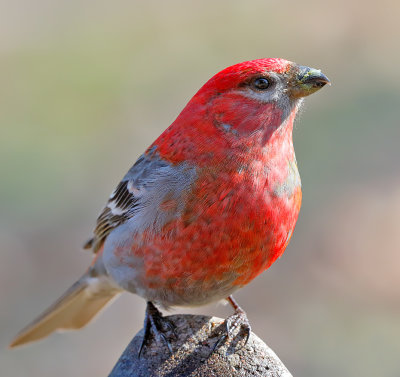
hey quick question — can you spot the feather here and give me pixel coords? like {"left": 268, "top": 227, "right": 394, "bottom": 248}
{"left": 9, "top": 274, "right": 121, "bottom": 347}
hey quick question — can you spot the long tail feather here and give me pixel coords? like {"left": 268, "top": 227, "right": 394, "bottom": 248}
{"left": 10, "top": 274, "right": 121, "bottom": 347}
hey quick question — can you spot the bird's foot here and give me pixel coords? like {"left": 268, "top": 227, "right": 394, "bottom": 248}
{"left": 213, "top": 296, "right": 251, "bottom": 353}
{"left": 138, "top": 301, "right": 176, "bottom": 358}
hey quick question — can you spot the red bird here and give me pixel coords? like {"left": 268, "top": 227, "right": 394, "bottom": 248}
{"left": 10, "top": 58, "right": 329, "bottom": 352}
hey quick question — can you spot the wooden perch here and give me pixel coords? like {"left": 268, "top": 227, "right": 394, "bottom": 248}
{"left": 109, "top": 314, "right": 293, "bottom": 377}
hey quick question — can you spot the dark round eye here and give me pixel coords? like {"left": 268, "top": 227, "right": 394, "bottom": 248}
{"left": 253, "top": 77, "right": 270, "bottom": 90}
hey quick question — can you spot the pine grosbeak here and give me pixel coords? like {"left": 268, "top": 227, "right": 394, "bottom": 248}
{"left": 11, "top": 58, "right": 329, "bottom": 352}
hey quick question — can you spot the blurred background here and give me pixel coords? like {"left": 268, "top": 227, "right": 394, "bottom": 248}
{"left": 1, "top": 0, "right": 399, "bottom": 376}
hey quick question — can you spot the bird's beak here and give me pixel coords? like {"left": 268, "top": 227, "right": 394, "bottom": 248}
{"left": 290, "top": 65, "right": 330, "bottom": 98}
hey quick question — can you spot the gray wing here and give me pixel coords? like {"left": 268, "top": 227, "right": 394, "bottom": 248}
{"left": 84, "top": 148, "right": 196, "bottom": 253}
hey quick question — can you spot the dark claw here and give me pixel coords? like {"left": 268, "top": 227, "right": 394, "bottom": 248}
{"left": 243, "top": 326, "right": 251, "bottom": 346}
{"left": 236, "top": 324, "right": 251, "bottom": 351}
{"left": 160, "top": 333, "right": 173, "bottom": 354}
{"left": 138, "top": 331, "right": 149, "bottom": 358}
{"left": 212, "top": 333, "right": 228, "bottom": 353}
{"left": 225, "top": 319, "right": 230, "bottom": 333}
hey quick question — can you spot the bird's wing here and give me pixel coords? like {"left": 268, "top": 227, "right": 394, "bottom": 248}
{"left": 84, "top": 148, "right": 197, "bottom": 253}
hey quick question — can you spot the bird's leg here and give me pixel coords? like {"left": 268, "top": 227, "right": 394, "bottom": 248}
{"left": 213, "top": 295, "right": 251, "bottom": 352}
{"left": 225, "top": 296, "right": 252, "bottom": 344}
{"left": 138, "top": 301, "right": 175, "bottom": 358}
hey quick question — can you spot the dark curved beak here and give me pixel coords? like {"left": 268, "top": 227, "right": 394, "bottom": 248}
{"left": 291, "top": 65, "right": 330, "bottom": 98}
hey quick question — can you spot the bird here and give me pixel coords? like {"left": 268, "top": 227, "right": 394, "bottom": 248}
{"left": 10, "top": 58, "right": 329, "bottom": 352}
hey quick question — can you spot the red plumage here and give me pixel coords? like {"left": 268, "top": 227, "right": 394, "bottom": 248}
{"left": 10, "top": 58, "right": 329, "bottom": 348}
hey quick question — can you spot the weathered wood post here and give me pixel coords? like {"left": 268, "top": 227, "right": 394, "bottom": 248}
{"left": 109, "top": 314, "right": 292, "bottom": 377}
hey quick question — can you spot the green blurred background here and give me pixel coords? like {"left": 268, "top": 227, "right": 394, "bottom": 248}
{"left": 1, "top": 1, "right": 399, "bottom": 376}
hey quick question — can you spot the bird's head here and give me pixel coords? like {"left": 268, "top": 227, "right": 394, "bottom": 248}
{"left": 187, "top": 58, "right": 330, "bottom": 137}
{"left": 155, "top": 58, "right": 329, "bottom": 163}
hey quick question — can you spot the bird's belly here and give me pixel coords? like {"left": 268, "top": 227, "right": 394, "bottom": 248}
{"left": 103, "top": 167, "right": 302, "bottom": 307}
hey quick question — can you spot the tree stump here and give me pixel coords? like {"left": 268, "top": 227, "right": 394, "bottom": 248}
{"left": 109, "top": 314, "right": 292, "bottom": 377}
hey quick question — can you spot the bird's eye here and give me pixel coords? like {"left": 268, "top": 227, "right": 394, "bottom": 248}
{"left": 252, "top": 77, "right": 270, "bottom": 90}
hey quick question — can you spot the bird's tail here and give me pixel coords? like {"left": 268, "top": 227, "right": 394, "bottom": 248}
{"left": 9, "top": 272, "right": 121, "bottom": 347}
